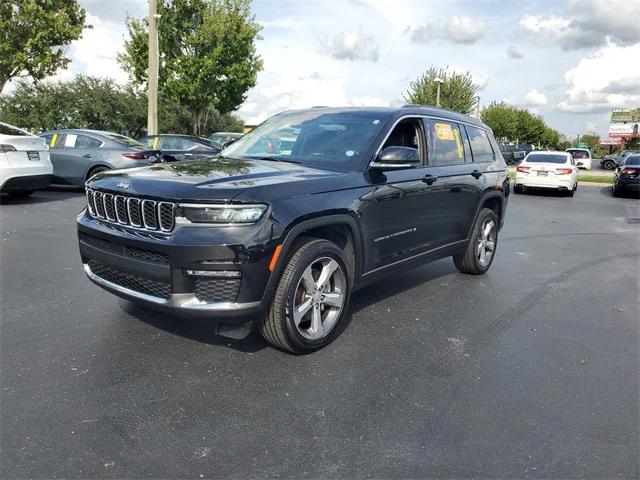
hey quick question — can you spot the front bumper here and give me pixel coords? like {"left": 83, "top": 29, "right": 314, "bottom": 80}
{"left": 78, "top": 210, "right": 277, "bottom": 320}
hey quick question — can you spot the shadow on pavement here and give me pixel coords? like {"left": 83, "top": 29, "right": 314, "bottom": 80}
{"left": 120, "top": 300, "right": 269, "bottom": 353}
{"left": 0, "top": 187, "right": 84, "bottom": 205}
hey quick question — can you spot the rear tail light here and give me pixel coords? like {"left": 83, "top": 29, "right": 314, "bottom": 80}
{"left": 555, "top": 168, "right": 573, "bottom": 175}
{"left": 622, "top": 167, "right": 638, "bottom": 175}
{"left": 121, "top": 152, "right": 149, "bottom": 160}
{"left": 0, "top": 144, "right": 17, "bottom": 152}
{"left": 516, "top": 166, "right": 530, "bottom": 173}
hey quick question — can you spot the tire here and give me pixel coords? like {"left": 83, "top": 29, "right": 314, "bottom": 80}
{"left": 612, "top": 183, "right": 622, "bottom": 197}
{"left": 513, "top": 184, "right": 524, "bottom": 194}
{"left": 259, "top": 238, "right": 351, "bottom": 354}
{"left": 567, "top": 188, "right": 574, "bottom": 197}
{"left": 603, "top": 160, "right": 615, "bottom": 170}
{"left": 454, "top": 208, "right": 499, "bottom": 275}
{"left": 7, "top": 190, "right": 35, "bottom": 197}
{"left": 86, "top": 166, "right": 108, "bottom": 182}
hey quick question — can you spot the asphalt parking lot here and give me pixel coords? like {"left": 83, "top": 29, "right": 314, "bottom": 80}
{"left": 1, "top": 186, "right": 639, "bottom": 479}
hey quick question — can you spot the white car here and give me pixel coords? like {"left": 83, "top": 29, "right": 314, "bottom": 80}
{"left": 514, "top": 151, "right": 579, "bottom": 196}
{"left": 566, "top": 147, "right": 592, "bottom": 170}
{"left": 0, "top": 122, "right": 53, "bottom": 197}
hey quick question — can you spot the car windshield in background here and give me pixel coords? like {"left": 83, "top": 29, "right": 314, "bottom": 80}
{"left": 527, "top": 154, "right": 568, "bottom": 164}
{"left": 567, "top": 149, "right": 589, "bottom": 159}
{"left": 221, "top": 111, "right": 387, "bottom": 170}
{"left": 624, "top": 155, "right": 640, "bottom": 166}
{"left": 105, "top": 133, "right": 145, "bottom": 149}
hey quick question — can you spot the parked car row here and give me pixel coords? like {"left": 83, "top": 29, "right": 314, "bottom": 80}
{"left": 1, "top": 122, "right": 245, "bottom": 192}
{"left": 601, "top": 149, "right": 639, "bottom": 170}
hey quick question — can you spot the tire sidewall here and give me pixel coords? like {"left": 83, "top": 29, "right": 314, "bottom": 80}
{"left": 281, "top": 241, "right": 351, "bottom": 352}
{"left": 470, "top": 208, "right": 499, "bottom": 274}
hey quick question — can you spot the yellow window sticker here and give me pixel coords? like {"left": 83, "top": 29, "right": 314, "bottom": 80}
{"left": 434, "top": 123, "right": 454, "bottom": 141}
{"left": 50, "top": 133, "right": 57, "bottom": 147}
{"left": 453, "top": 128, "right": 463, "bottom": 159}
{"left": 152, "top": 137, "right": 159, "bottom": 149}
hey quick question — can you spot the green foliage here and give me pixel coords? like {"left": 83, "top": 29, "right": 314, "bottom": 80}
{"left": 579, "top": 133, "right": 600, "bottom": 150}
{"left": 119, "top": 0, "right": 262, "bottom": 135}
{"left": 0, "top": 0, "right": 86, "bottom": 92}
{"left": 0, "top": 75, "right": 243, "bottom": 137}
{"left": 481, "top": 102, "right": 565, "bottom": 149}
{"left": 403, "top": 66, "right": 479, "bottom": 115}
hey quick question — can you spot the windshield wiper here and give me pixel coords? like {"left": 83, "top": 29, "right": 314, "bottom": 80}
{"left": 244, "top": 155, "right": 302, "bottom": 164}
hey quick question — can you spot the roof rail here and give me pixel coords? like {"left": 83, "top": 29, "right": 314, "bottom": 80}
{"left": 312, "top": 105, "right": 329, "bottom": 108}
{"left": 401, "top": 103, "right": 426, "bottom": 108}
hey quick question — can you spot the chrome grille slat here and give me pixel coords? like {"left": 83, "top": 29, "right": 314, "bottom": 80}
{"left": 85, "top": 188, "right": 175, "bottom": 233}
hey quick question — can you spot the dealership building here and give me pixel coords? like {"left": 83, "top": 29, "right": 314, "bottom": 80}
{"left": 608, "top": 108, "right": 640, "bottom": 149}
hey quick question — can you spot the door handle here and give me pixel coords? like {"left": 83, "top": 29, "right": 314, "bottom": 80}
{"left": 422, "top": 174, "right": 438, "bottom": 185}
{"left": 82, "top": 154, "right": 92, "bottom": 158}
{"left": 470, "top": 170, "right": 483, "bottom": 179}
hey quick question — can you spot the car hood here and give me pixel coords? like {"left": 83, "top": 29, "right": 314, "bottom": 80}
{"left": 86, "top": 157, "right": 352, "bottom": 202}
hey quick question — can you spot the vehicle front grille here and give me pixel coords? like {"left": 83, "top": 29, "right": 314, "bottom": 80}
{"left": 87, "top": 260, "right": 171, "bottom": 299}
{"left": 86, "top": 188, "right": 175, "bottom": 233}
{"left": 195, "top": 278, "right": 241, "bottom": 303}
{"left": 79, "top": 232, "right": 170, "bottom": 265}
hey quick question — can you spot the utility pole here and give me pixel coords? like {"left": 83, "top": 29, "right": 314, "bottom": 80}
{"left": 147, "top": 0, "right": 159, "bottom": 135}
{"left": 434, "top": 77, "right": 444, "bottom": 108}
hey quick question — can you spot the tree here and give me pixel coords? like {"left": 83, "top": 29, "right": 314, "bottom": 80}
{"left": 480, "top": 102, "right": 517, "bottom": 141}
{"left": 0, "top": 75, "right": 244, "bottom": 137}
{"left": 0, "top": 0, "right": 86, "bottom": 92}
{"left": 119, "top": 0, "right": 262, "bottom": 135}
{"left": 403, "top": 66, "right": 479, "bottom": 114}
{"left": 579, "top": 133, "right": 600, "bottom": 150}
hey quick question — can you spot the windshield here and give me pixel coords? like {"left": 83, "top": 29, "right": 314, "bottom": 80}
{"left": 105, "top": 132, "right": 145, "bottom": 148}
{"left": 526, "top": 154, "right": 568, "bottom": 164}
{"left": 567, "top": 149, "right": 589, "bottom": 159}
{"left": 221, "top": 110, "right": 387, "bottom": 170}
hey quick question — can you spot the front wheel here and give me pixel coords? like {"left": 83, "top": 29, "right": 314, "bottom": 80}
{"left": 603, "top": 160, "right": 615, "bottom": 170}
{"left": 259, "top": 238, "right": 350, "bottom": 354}
{"left": 454, "top": 208, "right": 499, "bottom": 275}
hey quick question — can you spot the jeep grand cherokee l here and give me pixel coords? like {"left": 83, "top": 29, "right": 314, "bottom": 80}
{"left": 78, "top": 106, "right": 509, "bottom": 354}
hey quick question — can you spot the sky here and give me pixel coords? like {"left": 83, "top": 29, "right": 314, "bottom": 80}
{"left": 9, "top": 0, "right": 640, "bottom": 138}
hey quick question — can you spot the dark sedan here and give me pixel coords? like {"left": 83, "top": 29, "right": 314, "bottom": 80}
{"left": 613, "top": 154, "right": 640, "bottom": 197}
{"left": 41, "top": 129, "right": 161, "bottom": 186}
{"left": 138, "top": 134, "right": 220, "bottom": 161}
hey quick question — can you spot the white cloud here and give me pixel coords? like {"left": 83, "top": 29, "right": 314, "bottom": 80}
{"left": 557, "top": 43, "right": 640, "bottom": 113}
{"left": 524, "top": 89, "right": 548, "bottom": 106}
{"left": 408, "top": 16, "right": 485, "bottom": 45}
{"left": 507, "top": 46, "right": 523, "bottom": 59}
{"left": 319, "top": 30, "right": 379, "bottom": 61}
{"left": 519, "top": 0, "right": 640, "bottom": 50}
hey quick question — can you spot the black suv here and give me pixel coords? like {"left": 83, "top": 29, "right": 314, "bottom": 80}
{"left": 78, "top": 106, "right": 509, "bottom": 353}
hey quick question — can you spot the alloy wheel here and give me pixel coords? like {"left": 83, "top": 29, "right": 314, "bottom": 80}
{"left": 292, "top": 257, "right": 346, "bottom": 340}
{"left": 476, "top": 218, "right": 496, "bottom": 267}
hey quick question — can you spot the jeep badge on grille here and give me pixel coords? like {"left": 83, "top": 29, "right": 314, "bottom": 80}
{"left": 117, "top": 182, "right": 130, "bottom": 189}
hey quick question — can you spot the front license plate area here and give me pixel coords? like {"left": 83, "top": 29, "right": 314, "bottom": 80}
{"left": 27, "top": 151, "right": 40, "bottom": 161}
{"left": 537, "top": 171, "right": 548, "bottom": 177}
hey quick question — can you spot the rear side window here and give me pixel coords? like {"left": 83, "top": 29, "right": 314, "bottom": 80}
{"left": 0, "top": 123, "right": 28, "bottom": 136}
{"left": 429, "top": 121, "right": 465, "bottom": 166}
{"left": 75, "top": 135, "right": 102, "bottom": 149}
{"left": 466, "top": 126, "right": 495, "bottom": 163}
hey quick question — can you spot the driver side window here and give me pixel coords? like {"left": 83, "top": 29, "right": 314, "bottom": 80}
{"left": 381, "top": 118, "right": 424, "bottom": 164}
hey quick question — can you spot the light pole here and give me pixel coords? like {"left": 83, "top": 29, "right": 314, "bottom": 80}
{"left": 475, "top": 95, "right": 481, "bottom": 118}
{"left": 434, "top": 77, "right": 444, "bottom": 108}
{"left": 147, "top": 0, "right": 160, "bottom": 135}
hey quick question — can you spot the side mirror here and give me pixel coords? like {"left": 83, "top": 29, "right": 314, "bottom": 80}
{"left": 371, "top": 146, "right": 420, "bottom": 170}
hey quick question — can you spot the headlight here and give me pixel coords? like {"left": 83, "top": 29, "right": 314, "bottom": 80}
{"left": 178, "top": 203, "right": 267, "bottom": 224}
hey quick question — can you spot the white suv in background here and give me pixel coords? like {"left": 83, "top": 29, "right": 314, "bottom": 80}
{"left": 0, "top": 122, "right": 52, "bottom": 197}
{"left": 566, "top": 148, "right": 592, "bottom": 170}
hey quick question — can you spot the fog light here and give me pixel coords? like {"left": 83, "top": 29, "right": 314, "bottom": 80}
{"left": 185, "top": 270, "right": 241, "bottom": 278}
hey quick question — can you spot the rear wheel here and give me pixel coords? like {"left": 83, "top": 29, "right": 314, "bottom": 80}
{"left": 259, "top": 238, "right": 350, "bottom": 354}
{"left": 513, "top": 184, "right": 524, "bottom": 194}
{"left": 612, "top": 183, "right": 622, "bottom": 197}
{"left": 86, "top": 166, "right": 108, "bottom": 182}
{"left": 454, "top": 208, "right": 498, "bottom": 275}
